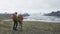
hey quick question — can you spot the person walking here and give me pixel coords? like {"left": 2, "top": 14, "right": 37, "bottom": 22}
{"left": 11, "top": 12, "right": 18, "bottom": 30}
{"left": 18, "top": 13, "right": 24, "bottom": 31}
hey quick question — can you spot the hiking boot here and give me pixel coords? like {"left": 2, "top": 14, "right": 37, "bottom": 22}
{"left": 14, "top": 29, "right": 18, "bottom": 31}
{"left": 13, "top": 28, "right": 18, "bottom": 31}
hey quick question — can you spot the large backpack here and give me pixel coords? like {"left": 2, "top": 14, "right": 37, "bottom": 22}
{"left": 11, "top": 14, "right": 16, "bottom": 20}
{"left": 18, "top": 14, "right": 24, "bottom": 22}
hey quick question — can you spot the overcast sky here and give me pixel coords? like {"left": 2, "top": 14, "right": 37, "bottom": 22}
{"left": 0, "top": 0, "right": 60, "bottom": 14}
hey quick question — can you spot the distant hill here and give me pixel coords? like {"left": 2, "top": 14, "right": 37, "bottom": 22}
{"left": 44, "top": 11, "right": 60, "bottom": 17}
{"left": 0, "top": 13, "right": 12, "bottom": 19}
{"left": 0, "top": 13, "right": 30, "bottom": 19}
{"left": 22, "top": 13, "right": 30, "bottom": 17}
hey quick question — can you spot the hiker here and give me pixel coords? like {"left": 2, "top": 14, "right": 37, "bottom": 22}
{"left": 11, "top": 12, "right": 18, "bottom": 30}
{"left": 18, "top": 13, "right": 24, "bottom": 30}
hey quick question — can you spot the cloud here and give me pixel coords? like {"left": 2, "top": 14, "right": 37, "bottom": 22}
{"left": 0, "top": 0, "right": 60, "bottom": 13}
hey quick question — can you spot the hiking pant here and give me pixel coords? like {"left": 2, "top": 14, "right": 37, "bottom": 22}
{"left": 13, "top": 20, "right": 18, "bottom": 30}
{"left": 18, "top": 21, "right": 22, "bottom": 30}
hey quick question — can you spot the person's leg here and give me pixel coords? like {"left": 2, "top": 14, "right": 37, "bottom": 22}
{"left": 15, "top": 21, "right": 18, "bottom": 29}
{"left": 20, "top": 23, "right": 22, "bottom": 30}
{"left": 13, "top": 20, "right": 16, "bottom": 30}
{"left": 13, "top": 20, "right": 18, "bottom": 30}
{"left": 19, "top": 21, "right": 22, "bottom": 30}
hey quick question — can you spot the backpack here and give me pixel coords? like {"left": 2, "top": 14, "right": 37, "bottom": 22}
{"left": 18, "top": 15, "right": 24, "bottom": 21}
{"left": 11, "top": 14, "right": 18, "bottom": 20}
{"left": 11, "top": 14, "right": 15, "bottom": 20}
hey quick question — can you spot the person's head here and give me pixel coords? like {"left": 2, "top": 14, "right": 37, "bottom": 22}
{"left": 15, "top": 12, "right": 17, "bottom": 14}
{"left": 20, "top": 13, "right": 22, "bottom": 15}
